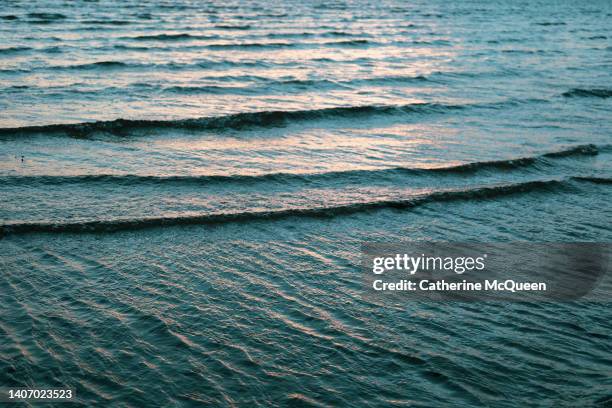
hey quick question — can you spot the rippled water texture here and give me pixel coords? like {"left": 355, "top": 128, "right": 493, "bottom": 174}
{"left": 1, "top": 0, "right": 611, "bottom": 406}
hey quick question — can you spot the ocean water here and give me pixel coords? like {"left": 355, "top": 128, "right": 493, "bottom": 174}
{"left": 1, "top": 0, "right": 611, "bottom": 406}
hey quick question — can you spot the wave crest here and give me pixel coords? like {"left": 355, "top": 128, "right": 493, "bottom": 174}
{"left": 563, "top": 88, "right": 612, "bottom": 99}
{"left": 0, "top": 144, "right": 601, "bottom": 187}
{"left": 0, "top": 103, "right": 467, "bottom": 137}
{"left": 0, "top": 178, "right": 589, "bottom": 236}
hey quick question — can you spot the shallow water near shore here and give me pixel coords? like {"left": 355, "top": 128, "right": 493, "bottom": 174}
{"left": 1, "top": 0, "right": 612, "bottom": 406}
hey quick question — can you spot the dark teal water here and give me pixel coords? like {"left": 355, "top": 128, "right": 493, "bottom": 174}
{"left": 1, "top": 0, "right": 611, "bottom": 406}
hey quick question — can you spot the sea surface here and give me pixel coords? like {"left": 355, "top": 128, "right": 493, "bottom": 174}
{"left": 1, "top": 0, "right": 611, "bottom": 406}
